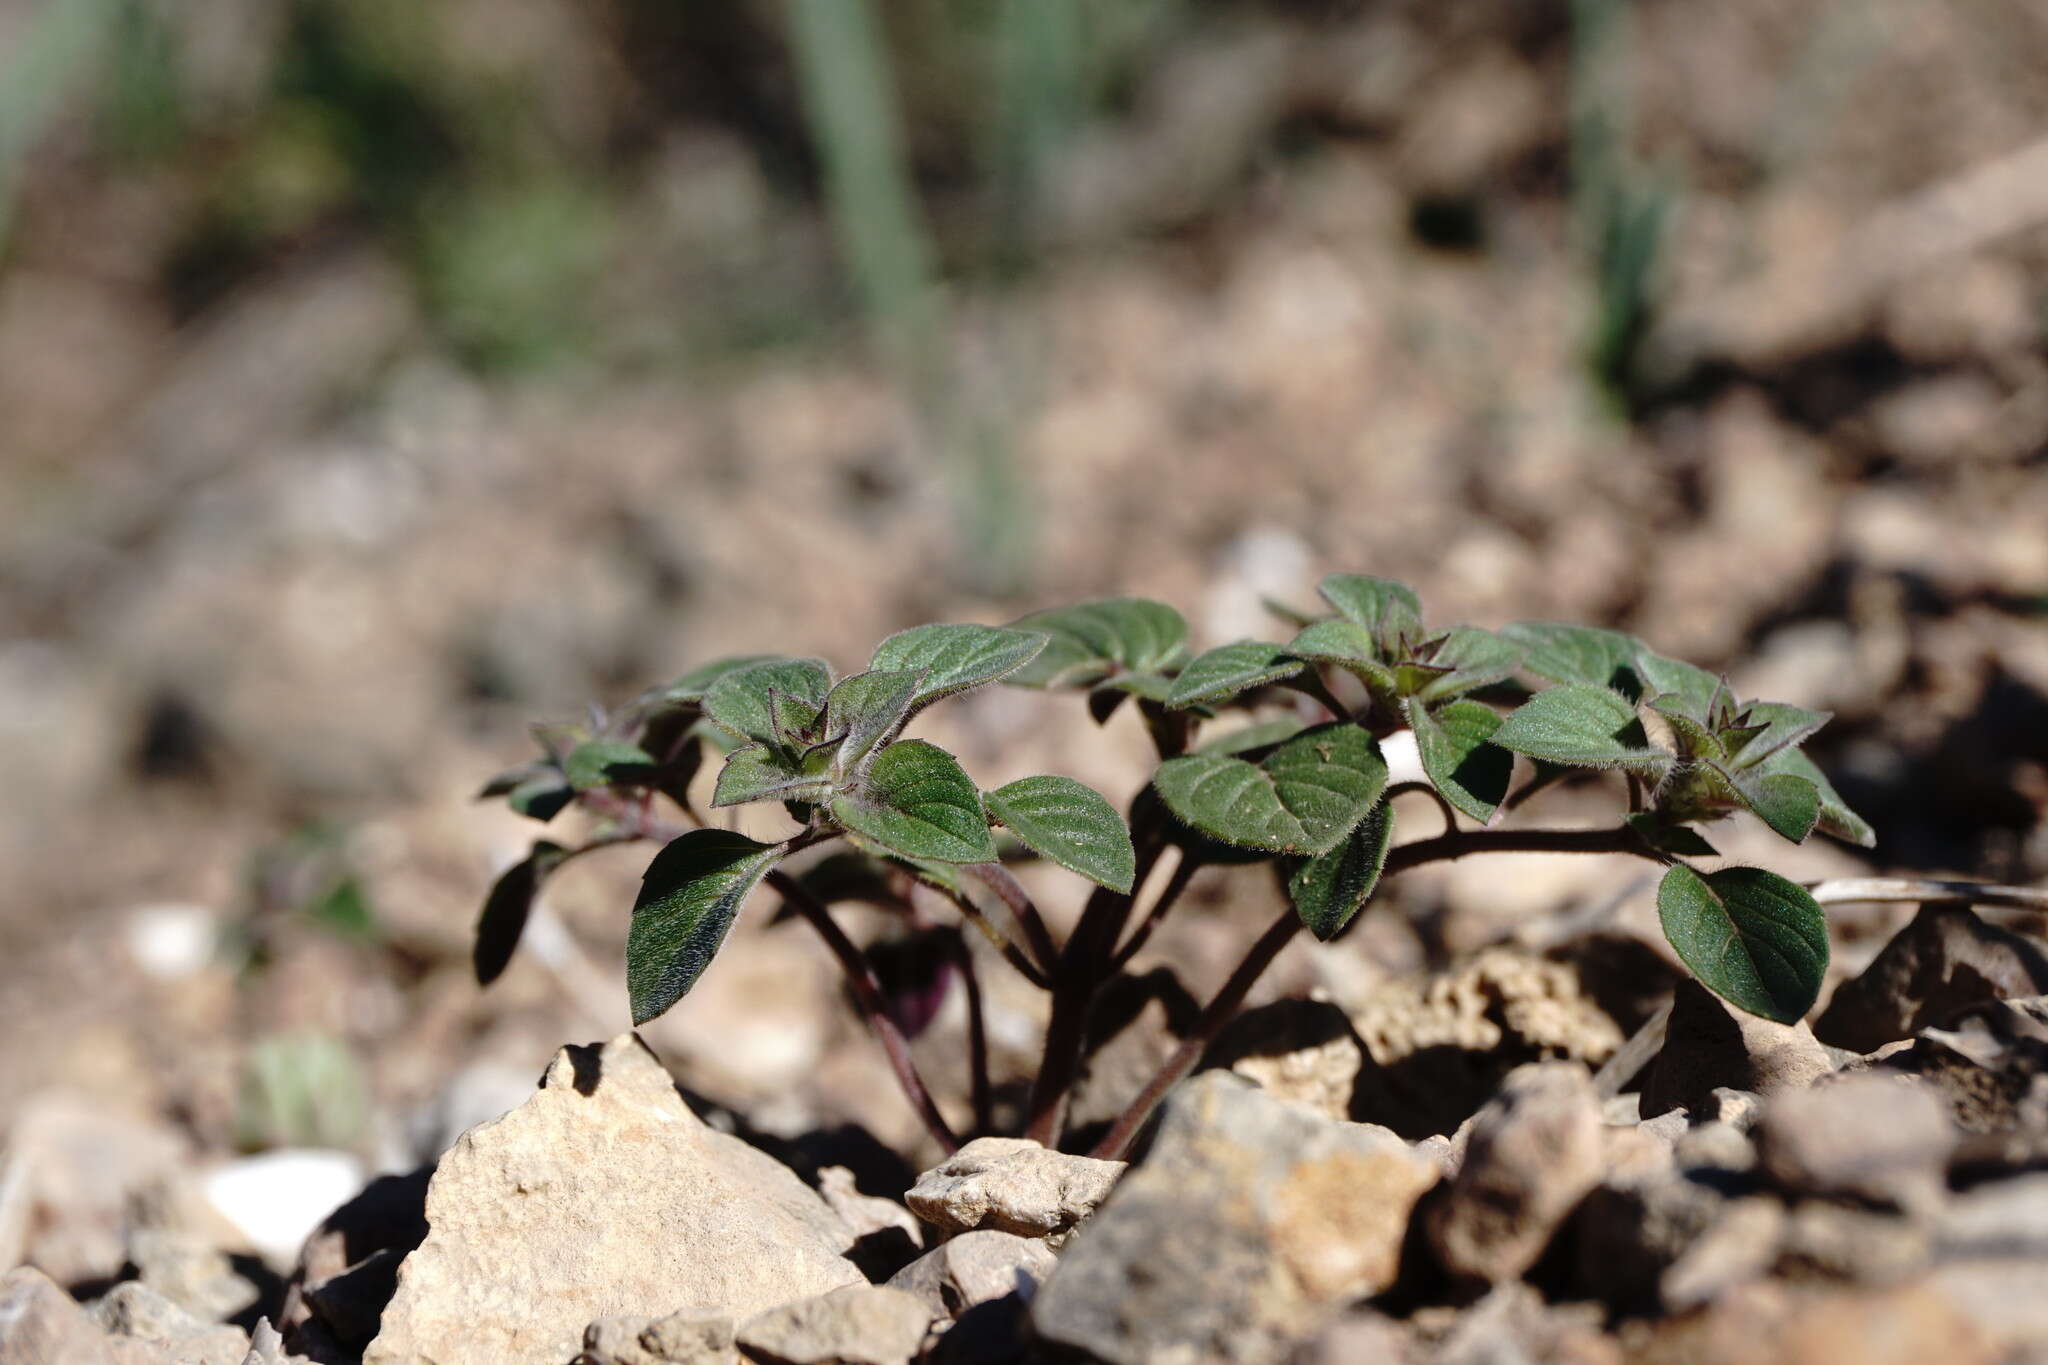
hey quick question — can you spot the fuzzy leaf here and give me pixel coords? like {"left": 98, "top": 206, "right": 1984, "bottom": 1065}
{"left": 1005, "top": 599, "right": 1189, "bottom": 689}
{"left": 1154, "top": 723, "right": 1388, "bottom": 856}
{"left": 869, "top": 624, "right": 1049, "bottom": 710}
{"left": 1166, "top": 641, "right": 1305, "bottom": 710}
{"left": 712, "top": 742, "right": 832, "bottom": 808}
{"left": 1755, "top": 747, "right": 1875, "bottom": 847}
{"left": 703, "top": 658, "right": 833, "bottom": 746}
{"left": 1317, "top": 574, "right": 1423, "bottom": 653}
{"left": 1502, "top": 622, "right": 1644, "bottom": 696}
{"left": 823, "top": 668, "right": 924, "bottom": 773}
{"left": 1733, "top": 770, "right": 1821, "bottom": 844}
{"left": 1416, "top": 627, "right": 1525, "bottom": 701}
{"left": 473, "top": 841, "right": 566, "bottom": 986}
{"left": 831, "top": 739, "right": 997, "bottom": 864}
{"left": 1492, "top": 685, "right": 1672, "bottom": 778}
{"left": 767, "top": 691, "right": 824, "bottom": 749}
{"left": 1724, "top": 701, "right": 1832, "bottom": 770}
{"left": 1285, "top": 619, "right": 1381, "bottom": 665}
{"left": 1649, "top": 697, "right": 1724, "bottom": 761}
{"left": 1195, "top": 718, "right": 1308, "bottom": 757}
{"left": 1288, "top": 799, "right": 1395, "bottom": 940}
{"left": 1406, "top": 697, "right": 1514, "bottom": 823}
{"left": 628, "top": 831, "right": 783, "bottom": 1023}
{"left": 564, "top": 739, "right": 657, "bottom": 792}
{"left": 1635, "top": 650, "right": 1722, "bottom": 718}
{"left": 983, "top": 775, "right": 1136, "bottom": 893}
{"left": 508, "top": 773, "right": 573, "bottom": 822}
{"left": 651, "top": 654, "right": 785, "bottom": 707}
{"left": 1657, "top": 864, "right": 1829, "bottom": 1024}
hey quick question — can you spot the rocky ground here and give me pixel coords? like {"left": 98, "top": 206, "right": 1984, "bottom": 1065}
{"left": 5, "top": 0, "right": 2048, "bottom": 1361}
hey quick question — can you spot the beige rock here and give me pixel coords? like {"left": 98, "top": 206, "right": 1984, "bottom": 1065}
{"left": 1032, "top": 1072, "right": 1439, "bottom": 1364}
{"left": 885, "top": 1230, "right": 1055, "bottom": 1321}
{"left": 734, "top": 1285, "right": 933, "bottom": 1365}
{"left": 0, "top": 1267, "right": 162, "bottom": 1365}
{"left": 1206, "top": 997, "right": 1363, "bottom": 1122}
{"left": 92, "top": 1281, "right": 251, "bottom": 1365}
{"left": 1427, "top": 1063, "right": 1604, "bottom": 1284}
{"left": 1641, "top": 980, "right": 1833, "bottom": 1120}
{"left": 1756, "top": 1074, "right": 1956, "bottom": 1214}
{"left": 904, "top": 1138, "right": 1123, "bottom": 1249}
{"left": 364, "top": 1035, "right": 861, "bottom": 1365}
{"left": 1629, "top": 1279, "right": 1992, "bottom": 1365}
{"left": 579, "top": 1312, "right": 737, "bottom": 1365}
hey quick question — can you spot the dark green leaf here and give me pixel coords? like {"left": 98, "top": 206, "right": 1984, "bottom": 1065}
{"left": 767, "top": 690, "right": 824, "bottom": 749}
{"left": 1005, "top": 599, "right": 1189, "bottom": 689}
{"left": 565, "top": 739, "right": 658, "bottom": 792}
{"left": 1406, "top": 698, "right": 1514, "bottom": 823}
{"left": 651, "top": 655, "right": 785, "bottom": 707}
{"left": 1285, "top": 619, "right": 1380, "bottom": 665}
{"left": 1635, "top": 650, "right": 1722, "bottom": 718}
{"left": 628, "top": 831, "right": 783, "bottom": 1024}
{"left": 1194, "top": 718, "right": 1307, "bottom": 757}
{"left": 831, "top": 739, "right": 997, "bottom": 864}
{"left": 1492, "top": 685, "right": 1672, "bottom": 778}
{"left": 1657, "top": 864, "right": 1828, "bottom": 1023}
{"left": 1733, "top": 770, "right": 1820, "bottom": 843}
{"left": 823, "top": 668, "right": 924, "bottom": 773}
{"left": 703, "top": 658, "right": 833, "bottom": 746}
{"left": 869, "top": 624, "right": 1049, "bottom": 710}
{"left": 1166, "top": 641, "right": 1304, "bottom": 710}
{"left": 1416, "top": 627, "right": 1525, "bottom": 701}
{"left": 508, "top": 774, "right": 572, "bottom": 822}
{"left": 1288, "top": 799, "right": 1395, "bottom": 940}
{"left": 1501, "top": 622, "right": 1643, "bottom": 697}
{"left": 983, "top": 775, "right": 1136, "bottom": 893}
{"left": 1723, "top": 701, "right": 1832, "bottom": 770}
{"left": 1755, "top": 747, "right": 1875, "bottom": 847}
{"left": 1625, "top": 814, "right": 1720, "bottom": 857}
{"left": 711, "top": 742, "right": 832, "bottom": 808}
{"left": 473, "top": 841, "right": 566, "bottom": 986}
{"left": 1153, "top": 723, "right": 1388, "bottom": 856}
{"left": 1317, "top": 574, "right": 1423, "bottom": 654}
{"left": 1649, "top": 697, "right": 1724, "bottom": 761}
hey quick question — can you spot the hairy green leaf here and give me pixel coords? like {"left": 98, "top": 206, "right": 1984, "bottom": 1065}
{"left": 1318, "top": 574, "right": 1423, "bottom": 654}
{"left": 628, "top": 831, "right": 783, "bottom": 1023}
{"left": 1195, "top": 718, "right": 1308, "bottom": 757}
{"left": 1733, "top": 770, "right": 1821, "bottom": 843}
{"left": 1406, "top": 697, "right": 1514, "bottom": 823}
{"left": 1657, "top": 864, "right": 1828, "bottom": 1023}
{"left": 1166, "top": 641, "right": 1305, "bottom": 710}
{"left": 1502, "top": 622, "right": 1643, "bottom": 696}
{"left": 564, "top": 739, "right": 656, "bottom": 791}
{"left": 823, "top": 668, "right": 924, "bottom": 774}
{"left": 983, "top": 775, "right": 1136, "bottom": 893}
{"left": 1005, "top": 599, "right": 1189, "bottom": 689}
{"left": 1492, "top": 684, "right": 1672, "bottom": 778}
{"left": 1649, "top": 697, "right": 1724, "bottom": 761}
{"left": 651, "top": 655, "right": 785, "bottom": 707}
{"left": 1285, "top": 619, "right": 1380, "bottom": 665}
{"left": 1154, "top": 723, "right": 1388, "bottom": 856}
{"left": 703, "top": 658, "right": 833, "bottom": 746}
{"left": 767, "top": 690, "right": 825, "bottom": 749}
{"left": 1724, "top": 701, "right": 1832, "bottom": 770}
{"left": 1635, "top": 650, "right": 1722, "bottom": 718}
{"left": 831, "top": 739, "right": 997, "bottom": 864}
{"left": 1288, "top": 799, "right": 1395, "bottom": 940}
{"left": 712, "top": 742, "right": 832, "bottom": 808}
{"left": 1755, "top": 747, "right": 1874, "bottom": 847}
{"left": 869, "top": 624, "right": 1048, "bottom": 710}
{"left": 473, "top": 841, "right": 567, "bottom": 986}
{"left": 1417, "top": 626, "right": 1525, "bottom": 701}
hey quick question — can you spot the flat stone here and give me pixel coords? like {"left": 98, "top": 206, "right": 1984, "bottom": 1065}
{"left": 1031, "top": 1072, "right": 1438, "bottom": 1364}
{"left": 0, "top": 1267, "right": 162, "bottom": 1365}
{"left": 91, "top": 1281, "right": 250, "bottom": 1365}
{"left": 1641, "top": 980, "right": 1833, "bottom": 1120}
{"left": 884, "top": 1230, "right": 1054, "bottom": 1321}
{"left": 364, "top": 1035, "right": 861, "bottom": 1365}
{"left": 734, "top": 1284, "right": 933, "bottom": 1365}
{"left": 904, "top": 1138, "right": 1123, "bottom": 1249}
{"left": 1755, "top": 1074, "right": 1956, "bottom": 1214}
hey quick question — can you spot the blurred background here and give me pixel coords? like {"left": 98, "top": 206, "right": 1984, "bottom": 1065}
{"left": 2, "top": 0, "right": 2047, "bottom": 1286}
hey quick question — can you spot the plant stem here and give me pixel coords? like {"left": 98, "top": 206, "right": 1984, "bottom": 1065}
{"left": 1108, "top": 851, "right": 1199, "bottom": 972}
{"left": 954, "top": 931, "right": 993, "bottom": 1137}
{"left": 767, "top": 868, "right": 961, "bottom": 1154}
{"left": 1088, "top": 823, "right": 1657, "bottom": 1159}
{"left": 964, "top": 861, "right": 1062, "bottom": 977}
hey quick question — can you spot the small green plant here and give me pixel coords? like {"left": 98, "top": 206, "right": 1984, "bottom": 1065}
{"left": 474, "top": 575, "right": 1874, "bottom": 1158}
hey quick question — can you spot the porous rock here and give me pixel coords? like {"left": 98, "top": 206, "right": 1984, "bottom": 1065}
{"left": 0, "top": 1266, "right": 161, "bottom": 1365}
{"left": 1031, "top": 1071, "right": 1438, "bottom": 1364}
{"left": 1640, "top": 980, "right": 1833, "bottom": 1120}
{"left": 1755, "top": 1074, "right": 1956, "bottom": 1213}
{"left": 1205, "top": 997, "right": 1364, "bottom": 1122}
{"left": 904, "top": 1138, "right": 1123, "bottom": 1249}
{"left": 734, "top": 1284, "right": 933, "bottom": 1365}
{"left": 884, "top": 1230, "right": 1054, "bottom": 1320}
{"left": 363, "top": 1034, "right": 861, "bottom": 1365}
{"left": 578, "top": 1312, "right": 737, "bottom": 1365}
{"left": 1815, "top": 904, "right": 2048, "bottom": 1054}
{"left": 1426, "top": 1062, "right": 1604, "bottom": 1284}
